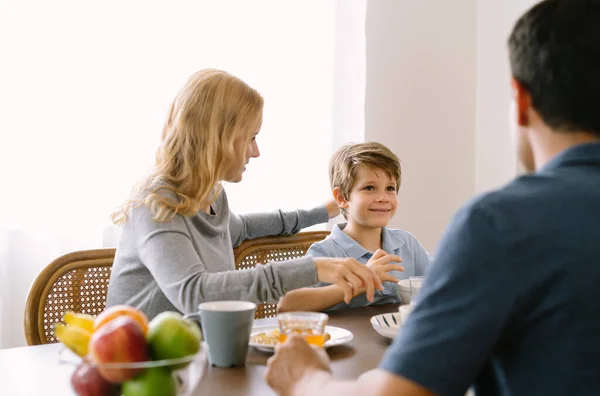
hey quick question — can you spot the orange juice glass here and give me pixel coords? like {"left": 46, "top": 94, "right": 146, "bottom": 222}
{"left": 277, "top": 312, "right": 328, "bottom": 347}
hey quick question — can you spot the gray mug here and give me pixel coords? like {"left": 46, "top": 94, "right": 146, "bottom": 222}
{"left": 186, "top": 301, "right": 256, "bottom": 367}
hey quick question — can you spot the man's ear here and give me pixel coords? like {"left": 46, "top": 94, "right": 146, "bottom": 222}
{"left": 511, "top": 78, "right": 532, "bottom": 127}
{"left": 332, "top": 187, "right": 348, "bottom": 209}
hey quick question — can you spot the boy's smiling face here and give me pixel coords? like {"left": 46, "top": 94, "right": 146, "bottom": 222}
{"left": 336, "top": 166, "right": 398, "bottom": 230}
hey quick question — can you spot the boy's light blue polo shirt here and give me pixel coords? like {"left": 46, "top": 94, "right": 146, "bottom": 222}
{"left": 307, "top": 223, "right": 432, "bottom": 310}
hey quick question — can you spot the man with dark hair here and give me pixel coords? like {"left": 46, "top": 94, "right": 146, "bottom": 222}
{"left": 265, "top": 0, "right": 600, "bottom": 395}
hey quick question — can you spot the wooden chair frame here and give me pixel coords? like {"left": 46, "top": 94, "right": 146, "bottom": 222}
{"left": 234, "top": 231, "right": 330, "bottom": 266}
{"left": 24, "top": 231, "right": 329, "bottom": 345}
{"left": 233, "top": 231, "right": 330, "bottom": 319}
{"left": 24, "top": 249, "right": 116, "bottom": 345}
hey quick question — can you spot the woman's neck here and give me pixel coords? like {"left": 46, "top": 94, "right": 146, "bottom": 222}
{"left": 342, "top": 222, "right": 383, "bottom": 253}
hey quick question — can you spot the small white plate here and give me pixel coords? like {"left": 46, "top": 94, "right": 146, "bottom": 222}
{"left": 370, "top": 312, "right": 401, "bottom": 339}
{"left": 249, "top": 325, "right": 353, "bottom": 352}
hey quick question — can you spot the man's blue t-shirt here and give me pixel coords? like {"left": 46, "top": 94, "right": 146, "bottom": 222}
{"left": 380, "top": 142, "right": 600, "bottom": 395}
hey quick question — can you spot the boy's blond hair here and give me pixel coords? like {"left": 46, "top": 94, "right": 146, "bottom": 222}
{"left": 329, "top": 142, "right": 401, "bottom": 219}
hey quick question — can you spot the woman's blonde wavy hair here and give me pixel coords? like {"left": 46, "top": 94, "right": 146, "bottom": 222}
{"left": 112, "top": 69, "right": 264, "bottom": 225}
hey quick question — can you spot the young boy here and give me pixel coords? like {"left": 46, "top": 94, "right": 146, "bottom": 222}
{"left": 278, "top": 142, "right": 432, "bottom": 312}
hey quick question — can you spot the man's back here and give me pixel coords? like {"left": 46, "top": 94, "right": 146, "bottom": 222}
{"left": 380, "top": 142, "right": 600, "bottom": 395}
{"left": 475, "top": 142, "right": 600, "bottom": 393}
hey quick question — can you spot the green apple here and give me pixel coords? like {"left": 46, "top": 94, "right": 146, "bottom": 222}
{"left": 147, "top": 311, "right": 202, "bottom": 365}
{"left": 121, "top": 367, "right": 176, "bottom": 396}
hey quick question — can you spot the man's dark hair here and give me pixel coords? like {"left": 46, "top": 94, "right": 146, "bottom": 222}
{"left": 508, "top": 0, "right": 600, "bottom": 137}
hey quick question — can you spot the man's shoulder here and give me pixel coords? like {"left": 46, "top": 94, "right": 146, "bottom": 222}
{"left": 453, "top": 173, "right": 566, "bottom": 237}
{"left": 479, "top": 173, "right": 545, "bottom": 200}
{"left": 470, "top": 173, "right": 562, "bottom": 213}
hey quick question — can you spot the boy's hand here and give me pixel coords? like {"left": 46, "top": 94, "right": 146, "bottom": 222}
{"left": 348, "top": 250, "right": 404, "bottom": 298}
{"left": 367, "top": 249, "right": 404, "bottom": 284}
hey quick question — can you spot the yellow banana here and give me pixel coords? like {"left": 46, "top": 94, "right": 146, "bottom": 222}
{"left": 54, "top": 323, "right": 92, "bottom": 357}
{"left": 63, "top": 311, "right": 95, "bottom": 332}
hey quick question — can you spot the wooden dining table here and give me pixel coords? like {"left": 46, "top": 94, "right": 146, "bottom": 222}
{"left": 0, "top": 304, "right": 399, "bottom": 396}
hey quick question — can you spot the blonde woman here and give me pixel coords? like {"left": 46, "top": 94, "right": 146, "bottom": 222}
{"left": 106, "top": 69, "right": 396, "bottom": 319}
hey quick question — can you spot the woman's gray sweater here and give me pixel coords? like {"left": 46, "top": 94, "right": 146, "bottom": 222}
{"left": 106, "top": 189, "right": 328, "bottom": 319}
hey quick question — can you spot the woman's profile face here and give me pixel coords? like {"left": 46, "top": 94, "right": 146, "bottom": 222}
{"left": 224, "top": 116, "right": 262, "bottom": 183}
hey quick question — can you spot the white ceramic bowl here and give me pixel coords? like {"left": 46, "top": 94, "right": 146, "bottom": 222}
{"left": 398, "top": 279, "right": 411, "bottom": 304}
{"left": 370, "top": 313, "right": 401, "bottom": 339}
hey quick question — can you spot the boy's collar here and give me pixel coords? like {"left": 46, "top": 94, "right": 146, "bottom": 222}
{"left": 330, "top": 223, "right": 405, "bottom": 260}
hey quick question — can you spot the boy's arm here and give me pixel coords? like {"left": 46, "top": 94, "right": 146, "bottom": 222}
{"left": 278, "top": 246, "right": 404, "bottom": 312}
{"left": 405, "top": 231, "right": 433, "bottom": 276}
{"left": 277, "top": 284, "right": 349, "bottom": 313}
{"left": 278, "top": 243, "right": 349, "bottom": 312}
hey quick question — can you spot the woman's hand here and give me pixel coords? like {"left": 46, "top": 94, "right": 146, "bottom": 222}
{"left": 313, "top": 257, "right": 383, "bottom": 303}
{"left": 324, "top": 199, "right": 340, "bottom": 219}
{"left": 346, "top": 250, "right": 404, "bottom": 297}
{"left": 367, "top": 249, "right": 404, "bottom": 284}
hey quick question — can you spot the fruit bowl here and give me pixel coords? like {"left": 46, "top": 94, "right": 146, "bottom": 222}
{"left": 59, "top": 344, "right": 208, "bottom": 396}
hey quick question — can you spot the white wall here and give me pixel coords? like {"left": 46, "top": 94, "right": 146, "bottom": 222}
{"left": 333, "top": 0, "right": 367, "bottom": 149}
{"left": 364, "top": 0, "right": 477, "bottom": 252}
{"left": 0, "top": 0, "right": 338, "bottom": 349}
{"left": 357, "top": 0, "right": 541, "bottom": 251}
{"left": 475, "top": 0, "right": 539, "bottom": 193}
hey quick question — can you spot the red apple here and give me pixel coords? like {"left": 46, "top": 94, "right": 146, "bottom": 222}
{"left": 89, "top": 316, "right": 150, "bottom": 383}
{"left": 71, "top": 359, "right": 120, "bottom": 396}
